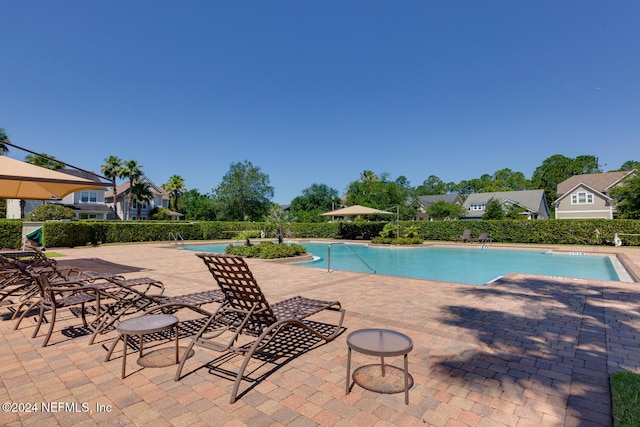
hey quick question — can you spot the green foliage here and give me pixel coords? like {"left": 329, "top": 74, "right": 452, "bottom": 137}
{"left": 371, "top": 237, "right": 423, "bottom": 245}
{"left": 0, "top": 199, "right": 6, "bottom": 218}
{"left": 0, "top": 219, "right": 23, "bottom": 249}
{"left": 611, "top": 173, "right": 640, "bottom": 219}
{"left": 611, "top": 371, "right": 640, "bottom": 427}
{"left": 149, "top": 207, "right": 171, "bottom": 220}
{"left": 163, "top": 175, "right": 186, "bottom": 210}
{"left": 10, "top": 218, "right": 640, "bottom": 249}
{"left": 290, "top": 183, "right": 339, "bottom": 222}
{"left": 225, "top": 242, "right": 307, "bottom": 259}
{"left": 532, "top": 154, "right": 600, "bottom": 209}
{"left": 27, "top": 204, "right": 75, "bottom": 221}
{"left": 482, "top": 199, "right": 505, "bottom": 220}
{"left": 212, "top": 160, "right": 273, "bottom": 221}
{"left": 265, "top": 205, "right": 294, "bottom": 224}
{"left": 427, "top": 200, "right": 466, "bottom": 220}
{"left": 24, "top": 153, "right": 64, "bottom": 170}
{"left": 179, "top": 189, "right": 217, "bottom": 220}
{"left": 345, "top": 172, "right": 417, "bottom": 220}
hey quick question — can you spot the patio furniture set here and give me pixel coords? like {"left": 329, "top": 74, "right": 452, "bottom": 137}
{"left": 1, "top": 247, "right": 414, "bottom": 404}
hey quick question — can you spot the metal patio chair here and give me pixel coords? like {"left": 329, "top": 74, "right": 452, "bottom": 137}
{"left": 174, "top": 253, "right": 345, "bottom": 403}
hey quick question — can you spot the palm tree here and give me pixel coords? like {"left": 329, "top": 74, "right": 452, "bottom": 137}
{"left": 163, "top": 175, "right": 186, "bottom": 211}
{"left": 360, "top": 170, "right": 379, "bottom": 182}
{"left": 101, "top": 156, "right": 123, "bottom": 219}
{"left": 0, "top": 128, "right": 9, "bottom": 155}
{"left": 24, "top": 153, "right": 64, "bottom": 170}
{"left": 119, "top": 160, "right": 144, "bottom": 220}
{"left": 131, "top": 182, "right": 154, "bottom": 220}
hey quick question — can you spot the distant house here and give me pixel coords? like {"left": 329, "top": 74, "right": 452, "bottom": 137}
{"left": 553, "top": 170, "right": 636, "bottom": 219}
{"left": 106, "top": 176, "right": 180, "bottom": 220}
{"left": 5, "top": 169, "right": 114, "bottom": 220}
{"left": 462, "top": 190, "right": 550, "bottom": 220}
{"left": 413, "top": 194, "right": 463, "bottom": 220}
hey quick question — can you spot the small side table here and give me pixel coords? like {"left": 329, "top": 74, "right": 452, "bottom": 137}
{"left": 346, "top": 328, "right": 413, "bottom": 404}
{"left": 105, "top": 314, "right": 179, "bottom": 378}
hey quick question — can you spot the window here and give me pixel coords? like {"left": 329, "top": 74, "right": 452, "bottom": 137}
{"left": 571, "top": 191, "right": 594, "bottom": 204}
{"left": 469, "top": 204, "right": 485, "bottom": 211}
{"left": 80, "top": 192, "right": 97, "bottom": 203}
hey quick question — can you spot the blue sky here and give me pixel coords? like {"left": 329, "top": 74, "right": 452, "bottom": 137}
{"left": 2, "top": 1, "right": 639, "bottom": 204}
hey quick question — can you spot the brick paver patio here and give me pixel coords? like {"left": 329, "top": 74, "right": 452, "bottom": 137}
{"left": 1, "top": 241, "right": 640, "bottom": 426}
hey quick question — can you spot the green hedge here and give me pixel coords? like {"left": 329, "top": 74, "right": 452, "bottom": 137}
{"left": 1, "top": 218, "right": 639, "bottom": 249}
{"left": 0, "top": 220, "right": 24, "bottom": 250}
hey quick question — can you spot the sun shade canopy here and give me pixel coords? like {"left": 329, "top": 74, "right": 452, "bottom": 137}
{"left": 0, "top": 156, "right": 111, "bottom": 200}
{"left": 320, "top": 205, "right": 395, "bottom": 217}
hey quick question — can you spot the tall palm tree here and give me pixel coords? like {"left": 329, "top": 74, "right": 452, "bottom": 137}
{"left": 119, "top": 160, "right": 144, "bottom": 220}
{"left": 163, "top": 175, "right": 186, "bottom": 211}
{"left": 360, "top": 170, "right": 379, "bottom": 182}
{"left": 24, "top": 153, "right": 64, "bottom": 170}
{"left": 131, "top": 182, "right": 154, "bottom": 220}
{"left": 101, "top": 156, "right": 123, "bottom": 219}
{"left": 0, "top": 128, "right": 8, "bottom": 155}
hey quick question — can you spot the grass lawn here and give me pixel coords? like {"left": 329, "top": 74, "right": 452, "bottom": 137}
{"left": 611, "top": 371, "right": 640, "bottom": 426}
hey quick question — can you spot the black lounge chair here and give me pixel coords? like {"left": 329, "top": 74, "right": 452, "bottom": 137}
{"left": 175, "top": 253, "right": 345, "bottom": 403}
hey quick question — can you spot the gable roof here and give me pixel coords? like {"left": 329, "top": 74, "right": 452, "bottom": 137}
{"left": 106, "top": 176, "right": 169, "bottom": 200}
{"left": 415, "top": 194, "right": 462, "bottom": 208}
{"left": 463, "top": 190, "right": 546, "bottom": 214}
{"left": 556, "top": 171, "right": 634, "bottom": 196}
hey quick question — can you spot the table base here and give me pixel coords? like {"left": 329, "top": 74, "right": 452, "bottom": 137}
{"left": 138, "top": 346, "right": 195, "bottom": 368}
{"left": 352, "top": 364, "right": 414, "bottom": 394}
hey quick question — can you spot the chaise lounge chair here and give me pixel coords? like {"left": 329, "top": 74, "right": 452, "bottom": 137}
{"left": 455, "top": 229, "right": 471, "bottom": 243}
{"left": 174, "top": 253, "right": 345, "bottom": 403}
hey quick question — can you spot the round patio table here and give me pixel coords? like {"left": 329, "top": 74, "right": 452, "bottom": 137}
{"left": 346, "top": 328, "right": 414, "bottom": 404}
{"left": 105, "top": 314, "right": 179, "bottom": 378}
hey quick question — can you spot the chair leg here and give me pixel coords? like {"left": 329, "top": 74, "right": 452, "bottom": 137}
{"left": 42, "top": 304, "right": 58, "bottom": 347}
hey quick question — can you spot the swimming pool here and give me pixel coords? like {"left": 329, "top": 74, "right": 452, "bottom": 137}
{"left": 181, "top": 242, "right": 621, "bottom": 285}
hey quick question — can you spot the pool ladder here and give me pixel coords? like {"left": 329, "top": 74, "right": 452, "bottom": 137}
{"left": 327, "top": 243, "right": 376, "bottom": 274}
{"left": 169, "top": 232, "right": 184, "bottom": 245}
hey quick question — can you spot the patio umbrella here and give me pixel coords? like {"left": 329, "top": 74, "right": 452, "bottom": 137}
{"left": 0, "top": 156, "right": 111, "bottom": 200}
{"left": 320, "top": 205, "right": 395, "bottom": 217}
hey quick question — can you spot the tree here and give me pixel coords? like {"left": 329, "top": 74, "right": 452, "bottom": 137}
{"left": 532, "top": 154, "right": 601, "bottom": 209}
{"left": 611, "top": 174, "right": 640, "bottom": 219}
{"left": 0, "top": 128, "right": 9, "bottom": 155}
{"left": 212, "top": 160, "right": 274, "bottom": 221}
{"left": 290, "top": 183, "right": 339, "bottom": 222}
{"left": 415, "top": 175, "right": 449, "bottom": 195}
{"left": 178, "top": 189, "right": 217, "bottom": 220}
{"left": 101, "top": 156, "right": 123, "bottom": 219}
{"left": 120, "top": 160, "right": 144, "bottom": 220}
{"left": 24, "top": 153, "right": 64, "bottom": 170}
{"left": 27, "top": 204, "right": 75, "bottom": 221}
{"left": 427, "top": 200, "right": 466, "bottom": 220}
{"left": 131, "top": 182, "right": 154, "bottom": 220}
{"left": 345, "top": 172, "right": 417, "bottom": 220}
{"left": 482, "top": 199, "right": 505, "bottom": 220}
{"left": 616, "top": 160, "right": 640, "bottom": 172}
{"left": 359, "top": 170, "right": 379, "bottom": 182}
{"left": 163, "top": 175, "right": 186, "bottom": 211}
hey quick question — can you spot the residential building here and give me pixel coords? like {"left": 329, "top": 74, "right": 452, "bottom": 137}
{"left": 553, "top": 170, "right": 636, "bottom": 219}
{"left": 462, "top": 190, "right": 549, "bottom": 220}
{"left": 413, "top": 194, "right": 463, "bottom": 220}
{"left": 106, "top": 176, "right": 179, "bottom": 220}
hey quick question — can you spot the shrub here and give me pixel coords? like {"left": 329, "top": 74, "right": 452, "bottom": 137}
{"left": 371, "top": 237, "right": 424, "bottom": 245}
{"left": 225, "top": 242, "right": 307, "bottom": 259}
{"left": 27, "top": 204, "right": 75, "bottom": 221}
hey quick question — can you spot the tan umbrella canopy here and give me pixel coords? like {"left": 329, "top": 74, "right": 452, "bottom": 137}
{"left": 0, "top": 156, "right": 111, "bottom": 200}
{"left": 320, "top": 205, "right": 395, "bottom": 217}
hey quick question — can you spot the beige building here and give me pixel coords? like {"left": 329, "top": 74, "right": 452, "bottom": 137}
{"left": 553, "top": 170, "right": 636, "bottom": 219}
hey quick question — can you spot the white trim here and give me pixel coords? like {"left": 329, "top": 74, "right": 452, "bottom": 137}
{"left": 557, "top": 209, "right": 611, "bottom": 214}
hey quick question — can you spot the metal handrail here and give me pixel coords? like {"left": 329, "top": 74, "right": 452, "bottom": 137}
{"left": 327, "top": 243, "right": 376, "bottom": 274}
{"left": 169, "top": 232, "right": 184, "bottom": 245}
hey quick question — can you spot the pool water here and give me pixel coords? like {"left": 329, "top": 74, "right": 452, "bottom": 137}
{"left": 182, "top": 242, "right": 620, "bottom": 285}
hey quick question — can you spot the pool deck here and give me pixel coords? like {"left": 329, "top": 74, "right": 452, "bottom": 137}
{"left": 2, "top": 241, "right": 640, "bottom": 426}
